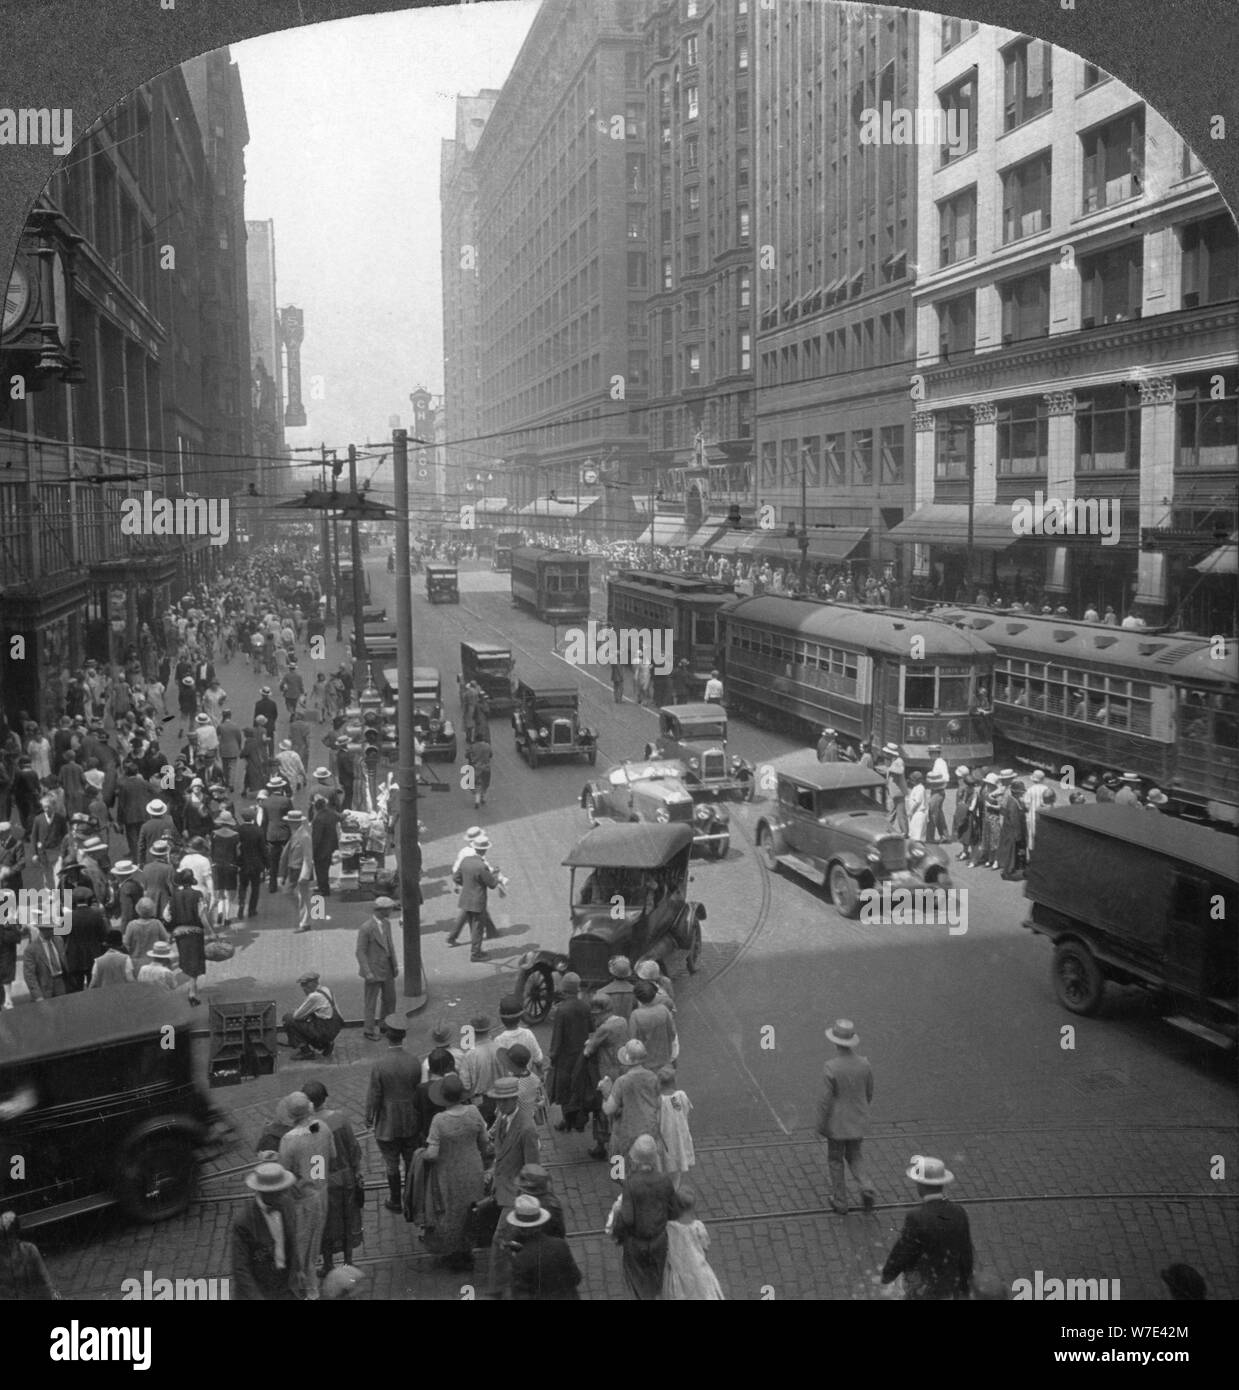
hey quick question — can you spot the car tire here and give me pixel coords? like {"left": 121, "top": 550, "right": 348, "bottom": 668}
{"left": 828, "top": 865, "right": 861, "bottom": 919}
{"left": 685, "top": 918, "right": 703, "bottom": 973}
{"left": 711, "top": 836, "right": 729, "bottom": 860}
{"left": 522, "top": 966, "right": 555, "bottom": 1025}
{"left": 757, "top": 826, "right": 779, "bottom": 872}
{"left": 1053, "top": 941, "right": 1105, "bottom": 1016}
{"left": 115, "top": 1132, "right": 198, "bottom": 1223}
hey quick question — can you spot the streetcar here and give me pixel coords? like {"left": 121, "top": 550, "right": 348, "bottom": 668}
{"left": 510, "top": 547, "right": 591, "bottom": 623}
{"left": 492, "top": 529, "right": 523, "bottom": 572}
{"left": 607, "top": 570, "right": 735, "bottom": 701}
{"left": 720, "top": 595, "right": 995, "bottom": 769}
{"left": 936, "top": 607, "right": 1239, "bottom": 826}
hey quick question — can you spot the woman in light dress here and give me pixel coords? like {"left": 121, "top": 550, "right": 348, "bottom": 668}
{"left": 663, "top": 1188, "right": 724, "bottom": 1300}
{"left": 657, "top": 1066, "right": 695, "bottom": 1190}
{"left": 906, "top": 770, "right": 928, "bottom": 841}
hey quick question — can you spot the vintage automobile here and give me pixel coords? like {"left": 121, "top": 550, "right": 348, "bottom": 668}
{"left": 353, "top": 622, "right": 398, "bottom": 663}
{"left": 425, "top": 564, "right": 459, "bottom": 603}
{"left": 515, "top": 822, "right": 707, "bottom": 1022}
{"left": 1024, "top": 806, "right": 1237, "bottom": 1049}
{"left": 644, "top": 703, "right": 755, "bottom": 801}
{"left": 401, "top": 666, "right": 457, "bottom": 762}
{"left": 580, "top": 759, "right": 731, "bottom": 858}
{"left": 753, "top": 752, "right": 955, "bottom": 917}
{"left": 0, "top": 985, "right": 227, "bottom": 1228}
{"left": 459, "top": 639, "right": 516, "bottom": 716}
{"left": 512, "top": 678, "right": 597, "bottom": 767}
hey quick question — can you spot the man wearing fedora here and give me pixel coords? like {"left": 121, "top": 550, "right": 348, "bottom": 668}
{"left": 366, "top": 1015, "right": 421, "bottom": 1213}
{"left": 881, "top": 1155, "right": 974, "bottom": 1300}
{"left": 1115, "top": 772, "right": 1142, "bottom": 807}
{"left": 816, "top": 1019, "right": 877, "bottom": 1215}
{"left": 356, "top": 898, "right": 400, "bottom": 1039}
{"left": 816, "top": 727, "right": 840, "bottom": 763}
{"left": 485, "top": 1075, "right": 541, "bottom": 1297}
{"left": 925, "top": 769, "right": 949, "bottom": 844}
{"left": 452, "top": 833, "right": 501, "bottom": 963}
{"left": 260, "top": 777, "right": 293, "bottom": 892}
{"left": 505, "top": 1195, "right": 582, "bottom": 1300}
{"left": 278, "top": 809, "right": 314, "bottom": 932}
{"left": 137, "top": 799, "right": 176, "bottom": 867}
{"left": 881, "top": 743, "right": 908, "bottom": 835}
{"left": 230, "top": 1162, "right": 301, "bottom": 1301}
{"left": 22, "top": 913, "right": 70, "bottom": 1001}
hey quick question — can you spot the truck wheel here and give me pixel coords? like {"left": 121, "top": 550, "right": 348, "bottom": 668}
{"left": 1053, "top": 941, "right": 1105, "bottom": 1015}
{"left": 522, "top": 966, "right": 554, "bottom": 1024}
{"left": 758, "top": 826, "right": 779, "bottom": 872}
{"left": 828, "top": 865, "right": 861, "bottom": 919}
{"left": 685, "top": 919, "right": 703, "bottom": 973}
{"left": 116, "top": 1132, "right": 198, "bottom": 1223}
{"left": 711, "top": 835, "right": 729, "bottom": 860}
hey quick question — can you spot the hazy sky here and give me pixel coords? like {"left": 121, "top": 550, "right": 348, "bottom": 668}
{"left": 232, "top": 1, "right": 538, "bottom": 475}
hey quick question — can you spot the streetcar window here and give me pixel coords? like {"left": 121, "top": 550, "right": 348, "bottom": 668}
{"left": 939, "top": 674, "right": 971, "bottom": 710}
{"left": 904, "top": 673, "right": 936, "bottom": 711}
{"left": 1215, "top": 710, "right": 1238, "bottom": 748}
{"left": 693, "top": 613, "right": 716, "bottom": 646}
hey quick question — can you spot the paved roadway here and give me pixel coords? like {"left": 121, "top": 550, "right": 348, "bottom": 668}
{"left": 28, "top": 554, "right": 1238, "bottom": 1301}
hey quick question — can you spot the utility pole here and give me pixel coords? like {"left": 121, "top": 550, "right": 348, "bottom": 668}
{"left": 319, "top": 447, "right": 333, "bottom": 615}
{"left": 392, "top": 428, "right": 424, "bottom": 1002}
{"left": 799, "top": 450, "right": 810, "bottom": 595}
{"left": 329, "top": 449, "right": 344, "bottom": 641}
{"left": 349, "top": 443, "right": 367, "bottom": 670}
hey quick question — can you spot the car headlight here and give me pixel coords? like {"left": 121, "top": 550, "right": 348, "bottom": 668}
{"left": 694, "top": 804, "right": 710, "bottom": 821}
{"left": 866, "top": 849, "right": 881, "bottom": 864}
{"left": 688, "top": 755, "right": 700, "bottom": 769}
{"left": 443, "top": 721, "right": 454, "bottom": 735}
{"left": 538, "top": 726, "right": 550, "bottom": 739}
{"left": 908, "top": 843, "right": 925, "bottom": 859}
{"left": 655, "top": 808, "right": 670, "bottom": 822}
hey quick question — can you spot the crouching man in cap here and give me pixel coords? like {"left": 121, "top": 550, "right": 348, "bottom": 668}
{"left": 230, "top": 1162, "right": 301, "bottom": 1301}
{"left": 880, "top": 1155, "right": 973, "bottom": 1299}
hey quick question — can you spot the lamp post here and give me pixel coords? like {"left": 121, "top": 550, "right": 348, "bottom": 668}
{"left": 798, "top": 448, "right": 810, "bottom": 595}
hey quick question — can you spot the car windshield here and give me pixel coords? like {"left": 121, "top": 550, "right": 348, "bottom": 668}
{"left": 819, "top": 787, "right": 885, "bottom": 814}
{"left": 533, "top": 697, "right": 575, "bottom": 712}
{"left": 573, "top": 867, "right": 646, "bottom": 907}
{"left": 475, "top": 655, "right": 512, "bottom": 668}
{"left": 677, "top": 720, "right": 727, "bottom": 740}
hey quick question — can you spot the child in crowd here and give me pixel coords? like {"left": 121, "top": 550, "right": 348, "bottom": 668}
{"left": 663, "top": 1189, "right": 724, "bottom": 1300}
{"left": 657, "top": 1065, "right": 695, "bottom": 1189}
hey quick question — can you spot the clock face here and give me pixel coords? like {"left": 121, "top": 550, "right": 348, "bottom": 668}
{"left": 3, "top": 260, "right": 32, "bottom": 336}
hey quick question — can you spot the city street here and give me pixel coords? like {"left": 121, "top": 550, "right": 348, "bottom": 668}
{"left": 31, "top": 554, "right": 1238, "bottom": 1300}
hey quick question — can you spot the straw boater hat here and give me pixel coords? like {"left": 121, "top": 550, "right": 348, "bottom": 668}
{"left": 505, "top": 1194, "right": 551, "bottom": 1229}
{"left": 825, "top": 1019, "right": 860, "bottom": 1048}
{"left": 146, "top": 941, "right": 178, "bottom": 961}
{"left": 881, "top": 742, "right": 901, "bottom": 757}
{"left": 472, "top": 835, "right": 491, "bottom": 852}
{"left": 906, "top": 1154, "right": 954, "bottom": 1186}
{"left": 265, "top": 777, "right": 286, "bottom": 790}
{"left": 244, "top": 1162, "right": 296, "bottom": 1194}
{"left": 1120, "top": 772, "right": 1141, "bottom": 784}
{"left": 313, "top": 767, "right": 332, "bottom": 781}
{"left": 1147, "top": 789, "right": 1170, "bottom": 806}
{"left": 181, "top": 676, "right": 195, "bottom": 686}
{"left": 487, "top": 1076, "right": 521, "bottom": 1101}
{"left": 110, "top": 860, "right": 138, "bottom": 877}
{"left": 195, "top": 713, "right": 211, "bottom": 724}
{"left": 983, "top": 772, "right": 1001, "bottom": 787}
{"left": 146, "top": 799, "right": 168, "bottom": 817}
{"left": 463, "top": 826, "right": 483, "bottom": 843}
{"left": 150, "top": 839, "right": 170, "bottom": 858}
{"left": 80, "top": 837, "right": 107, "bottom": 856}
{"left": 283, "top": 810, "right": 305, "bottom": 825}
{"left": 998, "top": 769, "right": 1016, "bottom": 782}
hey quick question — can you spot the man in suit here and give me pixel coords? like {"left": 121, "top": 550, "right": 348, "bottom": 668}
{"left": 137, "top": 799, "right": 176, "bottom": 867}
{"left": 230, "top": 1162, "right": 301, "bottom": 1301}
{"left": 253, "top": 687, "right": 279, "bottom": 742}
{"left": 140, "top": 840, "right": 175, "bottom": 920}
{"left": 454, "top": 834, "right": 501, "bottom": 963}
{"left": 235, "top": 809, "right": 267, "bottom": 920}
{"left": 549, "top": 972, "right": 593, "bottom": 1134}
{"left": 111, "top": 859, "right": 147, "bottom": 929}
{"left": 115, "top": 763, "right": 154, "bottom": 860}
{"left": 216, "top": 711, "right": 244, "bottom": 792}
{"left": 309, "top": 795, "right": 340, "bottom": 897}
{"left": 0, "top": 912, "right": 22, "bottom": 1008}
{"left": 816, "top": 1018, "right": 877, "bottom": 1214}
{"left": 22, "top": 916, "right": 69, "bottom": 1001}
{"left": 355, "top": 897, "right": 399, "bottom": 1039}
{"left": 486, "top": 1075, "right": 541, "bottom": 1297}
{"left": 89, "top": 929, "right": 135, "bottom": 988}
{"left": 881, "top": 1155, "right": 974, "bottom": 1299}
{"left": 365, "top": 1015, "right": 421, "bottom": 1212}
{"left": 260, "top": 778, "right": 293, "bottom": 892}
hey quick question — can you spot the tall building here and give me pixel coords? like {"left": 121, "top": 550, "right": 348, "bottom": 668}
{"left": 898, "top": 16, "right": 1237, "bottom": 628}
{"left": 468, "top": 0, "right": 651, "bottom": 540}
{"left": 441, "top": 90, "right": 500, "bottom": 509}
{"left": 0, "top": 57, "right": 254, "bottom": 727}
{"left": 752, "top": 0, "right": 919, "bottom": 582}
{"left": 245, "top": 218, "right": 291, "bottom": 518}
{"left": 642, "top": 0, "right": 757, "bottom": 546}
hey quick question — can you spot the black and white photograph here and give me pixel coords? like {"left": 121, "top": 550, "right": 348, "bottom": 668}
{"left": 0, "top": 0, "right": 1235, "bottom": 1336}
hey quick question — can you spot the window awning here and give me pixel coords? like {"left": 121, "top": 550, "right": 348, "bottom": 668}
{"left": 805, "top": 526, "right": 870, "bottom": 562}
{"left": 741, "top": 534, "right": 801, "bottom": 560}
{"left": 635, "top": 516, "right": 690, "bottom": 547}
{"left": 517, "top": 495, "right": 599, "bottom": 518}
{"left": 474, "top": 496, "right": 510, "bottom": 514}
{"left": 685, "top": 517, "right": 730, "bottom": 549}
{"left": 886, "top": 504, "right": 1019, "bottom": 551}
{"left": 706, "top": 530, "right": 751, "bottom": 554}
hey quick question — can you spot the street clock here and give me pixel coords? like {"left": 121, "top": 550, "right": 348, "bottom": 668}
{"left": 2, "top": 256, "right": 35, "bottom": 339}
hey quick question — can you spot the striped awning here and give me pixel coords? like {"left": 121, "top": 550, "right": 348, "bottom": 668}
{"left": 887, "top": 504, "right": 1019, "bottom": 551}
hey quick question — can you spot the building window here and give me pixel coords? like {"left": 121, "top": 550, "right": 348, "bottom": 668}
{"left": 736, "top": 90, "right": 750, "bottom": 130}
{"left": 934, "top": 410, "right": 973, "bottom": 480}
{"left": 941, "top": 16, "right": 977, "bottom": 52}
{"left": 738, "top": 270, "right": 751, "bottom": 307}
{"left": 1003, "top": 37, "right": 1053, "bottom": 130}
{"left": 685, "top": 35, "right": 698, "bottom": 67}
{"left": 851, "top": 431, "right": 874, "bottom": 485}
{"left": 626, "top": 102, "right": 643, "bottom": 140}
{"left": 1176, "top": 368, "right": 1238, "bottom": 470}
{"left": 1076, "top": 384, "right": 1141, "bottom": 471}
{"left": 661, "top": 209, "right": 672, "bottom": 243}
{"left": 879, "top": 424, "right": 905, "bottom": 484}
{"left": 626, "top": 153, "right": 646, "bottom": 193}
{"left": 938, "top": 69, "right": 977, "bottom": 166}
{"left": 736, "top": 152, "right": 750, "bottom": 189}
{"left": 1079, "top": 241, "right": 1142, "bottom": 326}
{"left": 1081, "top": 108, "right": 1144, "bottom": 213}
{"left": 997, "top": 396, "right": 1049, "bottom": 475}
{"left": 938, "top": 186, "right": 976, "bottom": 266}
{"left": 738, "top": 205, "right": 751, "bottom": 242}
{"left": 686, "top": 185, "right": 700, "bottom": 219}
{"left": 686, "top": 0, "right": 698, "bottom": 16}
{"left": 823, "top": 433, "right": 845, "bottom": 484}
{"left": 999, "top": 268, "right": 1051, "bottom": 342}
{"left": 685, "top": 137, "right": 699, "bottom": 169}
{"left": 684, "top": 234, "right": 700, "bottom": 271}
{"left": 780, "top": 439, "right": 800, "bottom": 484}
{"left": 938, "top": 291, "right": 976, "bottom": 358}
{"left": 626, "top": 204, "right": 646, "bottom": 239}
{"left": 801, "top": 435, "right": 821, "bottom": 485}
{"left": 739, "top": 331, "right": 751, "bottom": 372}
{"left": 1181, "top": 214, "right": 1239, "bottom": 308}
{"left": 760, "top": 440, "right": 777, "bottom": 483}
{"left": 627, "top": 351, "right": 648, "bottom": 386}
{"left": 1082, "top": 61, "right": 1110, "bottom": 90}
{"left": 685, "top": 292, "right": 701, "bottom": 329}
{"left": 737, "top": 392, "right": 753, "bottom": 436}
{"left": 737, "top": 42, "right": 749, "bottom": 71}
{"left": 625, "top": 51, "right": 643, "bottom": 88}
{"left": 1001, "top": 150, "right": 1052, "bottom": 242}
{"left": 685, "top": 85, "right": 699, "bottom": 121}
{"left": 686, "top": 346, "right": 701, "bottom": 384}
{"left": 627, "top": 252, "right": 647, "bottom": 288}
{"left": 627, "top": 305, "right": 646, "bottom": 338}
{"left": 662, "top": 257, "right": 674, "bottom": 290}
